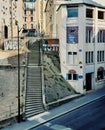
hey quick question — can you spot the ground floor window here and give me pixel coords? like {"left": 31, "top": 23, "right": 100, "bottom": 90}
{"left": 68, "top": 74, "right": 78, "bottom": 80}
{"left": 66, "top": 69, "right": 78, "bottom": 80}
{"left": 97, "top": 67, "right": 104, "bottom": 80}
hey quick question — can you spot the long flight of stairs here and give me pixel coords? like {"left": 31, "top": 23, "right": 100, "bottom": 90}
{"left": 25, "top": 40, "right": 45, "bottom": 118}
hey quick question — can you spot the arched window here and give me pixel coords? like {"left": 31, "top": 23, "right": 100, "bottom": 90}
{"left": 97, "top": 67, "right": 104, "bottom": 80}
{"left": 66, "top": 69, "right": 78, "bottom": 80}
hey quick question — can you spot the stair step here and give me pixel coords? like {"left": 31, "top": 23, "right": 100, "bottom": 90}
{"left": 27, "top": 86, "right": 41, "bottom": 87}
{"left": 25, "top": 104, "right": 43, "bottom": 109}
{"left": 26, "top": 95, "right": 43, "bottom": 98}
{"left": 25, "top": 108, "right": 44, "bottom": 114}
{"left": 26, "top": 100, "right": 42, "bottom": 103}
{"left": 26, "top": 94, "right": 42, "bottom": 97}
{"left": 25, "top": 104, "right": 43, "bottom": 107}
{"left": 26, "top": 88, "right": 41, "bottom": 90}
{"left": 26, "top": 88, "right": 42, "bottom": 90}
{"left": 26, "top": 91, "right": 42, "bottom": 93}
{"left": 26, "top": 90, "right": 42, "bottom": 93}
{"left": 26, "top": 89, "right": 42, "bottom": 92}
{"left": 26, "top": 98, "right": 42, "bottom": 102}
{"left": 26, "top": 95, "right": 42, "bottom": 97}
{"left": 25, "top": 110, "right": 44, "bottom": 118}
{"left": 25, "top": 109, "right": 44, "bottom": 116}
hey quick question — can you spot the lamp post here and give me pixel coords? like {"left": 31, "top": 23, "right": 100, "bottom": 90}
{"left": 15, "top": 19, "right": 25, "bottom": 122}
{"left": 17, "top": 25, "right": 20, "bottom": 123}
{"left": 16, "top": 21, "right": 24, "bottom": 123}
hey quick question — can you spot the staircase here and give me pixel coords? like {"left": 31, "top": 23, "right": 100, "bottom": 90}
{"left": 25, "top": 41, "right": 45, "bottom": 118}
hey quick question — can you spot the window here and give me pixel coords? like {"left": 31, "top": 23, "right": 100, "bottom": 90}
{"left": 31, "top": 24, "right": 33, "bottom": 29}
{"left": 67, "top": 26, "right": 78, "bottom": 43}
{"left": 73, "top": 74, "right": 78, "bottom": 80}
{"left": 30, "top": 10, "right": 33, "bottom": 15}
{"left": 97, "top": 67, "right": 104, "bottom": 80}
{"left": 86, "top": 27, "right": 94, "bottom": 43}
{"left": 98, "top": 11, "right": 104, "bottom": 19}
{"left": 68, "top": 51, "right": 77, "bottom": 64}
{"left": 67, "top": 8, "right": 78, "bottom": 18}
{"left": 68, "top": 74, "right": 72, "bottom": 80}
{"left": 86, "top": 8, "right": 93, "bottom": 18}
{"left": 31, "top": 17, "right": 33, "bottom": 22}
{"left": 98, "top": 30, "right": 105, "bottom": 43}
{"left": 73, "top": 52, "right": 77, "bottom": 64}
{"left": 24, "top": 17, "right": 26, "bottom": 22}
{"left": 86, "top": 51, "right": 94, "bottom": 64}
{"left": 67, "top": 73, "right": 78, "bottom": 80}
{"left": 24, "top": 10, "right": 26, "bottom": 14}
{"left": 97, "top": 51, "right": 105, "bottom": 62}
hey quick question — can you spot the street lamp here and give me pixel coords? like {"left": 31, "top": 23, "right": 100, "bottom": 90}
{"left": 17, "top": 25, "right": 20, "bottom": 123}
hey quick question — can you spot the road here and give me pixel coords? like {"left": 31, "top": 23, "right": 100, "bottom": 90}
{"left": 31, "top": 96, "right": 105, "bottom": 130}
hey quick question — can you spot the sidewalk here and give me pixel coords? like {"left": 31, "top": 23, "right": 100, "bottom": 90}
{"left": 2, "top": 87, "right": 105, "bottom": 130}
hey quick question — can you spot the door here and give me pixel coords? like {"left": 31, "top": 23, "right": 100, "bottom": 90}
{"left": 86, "top": 73, "right": 92, "bottom": 91}
{"left": 4, "top": 25, "right": 8, "bottom": 39}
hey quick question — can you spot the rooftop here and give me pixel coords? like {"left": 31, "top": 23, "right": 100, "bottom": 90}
{"left": 57, "top": 0, "right": 105, "bottom": 10}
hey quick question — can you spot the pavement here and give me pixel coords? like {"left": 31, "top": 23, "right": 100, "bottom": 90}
{"left": 2, "top": 87, "right": 105, "bottom": 130}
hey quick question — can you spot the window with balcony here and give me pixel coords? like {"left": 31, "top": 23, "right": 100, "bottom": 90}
{"left": 67, "top": 8, "right": 78, "bottom": 18}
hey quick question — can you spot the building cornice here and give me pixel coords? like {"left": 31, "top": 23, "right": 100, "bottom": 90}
{"left": 57, "top": 0, "right": 105, "bottom": 11}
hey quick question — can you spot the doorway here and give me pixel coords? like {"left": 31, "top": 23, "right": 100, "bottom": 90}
{"left": 86, "top": 73, "right": 92, "bottom": 91}
{"left": 4, "top": 25, "right": 8, "bottom": 39}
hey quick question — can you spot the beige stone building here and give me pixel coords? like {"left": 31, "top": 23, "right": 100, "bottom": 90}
{"left": 35, "top": 0, "right": 46, "bottom": 36}
{"left": 24, "top": 0, "right": 36, "bottom": 29}
{"left": 44, "top": 0, "right": 62, "bottom": 38}
{"left": 0, "top": 0, "right": 24, "bottom": 47}
{"left": 57, "top": 0, "right": 105, "bottom": 94}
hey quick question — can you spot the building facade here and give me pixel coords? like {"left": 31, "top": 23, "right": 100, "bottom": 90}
{"left": 0, "top": 0, "right": 24, "bottom": 47}
{"left": 24, "top": 0, "right": 36, "bottom": 29}
{"left": 45, "top": 0, "right": 62, "bottom": 38}
{"left": 57, "top": 0, "right": 105, "bottom": 94}
{"left": 35, "top": 0, "right": 46, "bottom": 36}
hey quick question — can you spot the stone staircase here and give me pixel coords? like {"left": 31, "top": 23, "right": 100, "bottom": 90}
{"left": 27, "top": 41, "right": 40, "bottom": 65}
{"left": 25, "top": 41, "right": 45, "bottom": 118}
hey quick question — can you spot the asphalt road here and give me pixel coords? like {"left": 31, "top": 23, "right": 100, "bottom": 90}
{"left": 31, "top": 96, "right": 105, "bottom": 130}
